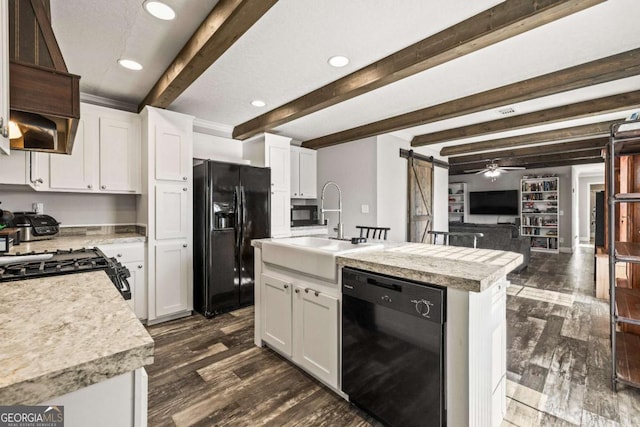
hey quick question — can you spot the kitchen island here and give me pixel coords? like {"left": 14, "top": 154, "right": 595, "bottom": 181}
{"left": 0, "top": 270, "right": 153, "bottom": 426}
{"left": 252, "top": 237, "right": 522, "bottom": 427}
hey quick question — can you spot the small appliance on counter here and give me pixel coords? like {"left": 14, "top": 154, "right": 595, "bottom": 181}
{"left": 291, "top": 205, "right": 319, "bottom": 227}
{"left": 11, "top": 211, "right": 60, "bottom": 241}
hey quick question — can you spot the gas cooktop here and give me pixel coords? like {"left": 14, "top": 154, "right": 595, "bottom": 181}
{"left": 0, "top": 248, "right": 131, "bottom": 299}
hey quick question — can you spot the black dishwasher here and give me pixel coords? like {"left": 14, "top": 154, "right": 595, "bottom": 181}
{"left": 342, "top": 267, "right": 446, "bottom": 427}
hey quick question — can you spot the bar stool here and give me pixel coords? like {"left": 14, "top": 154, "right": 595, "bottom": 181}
{"left": 356, "top": 226, "right": 390, "bottom": 240}
{"left": 428, "top": 231, "right": 484, "bottom": 248}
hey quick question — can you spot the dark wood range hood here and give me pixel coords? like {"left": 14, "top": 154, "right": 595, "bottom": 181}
{"left": 8, "top": 0, "right": 80, "bottom": 155}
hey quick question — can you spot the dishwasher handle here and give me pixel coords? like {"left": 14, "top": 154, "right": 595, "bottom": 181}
{"left": 366, "top": 277, "right": 402, "bottom": 292}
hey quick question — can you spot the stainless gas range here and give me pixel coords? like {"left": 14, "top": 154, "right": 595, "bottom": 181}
{"left": 0, "top": 248, "right": 131, "bottom": 299}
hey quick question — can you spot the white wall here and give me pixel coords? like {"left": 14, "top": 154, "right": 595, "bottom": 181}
{"left": 316, "top": 137, "right": 378, "bottom": 238}
{"left": 449, "top": 166, "right": 573, "bottom": 251}
{"left": 316, "top": 134, "right": 448, "bottom": 242}
{"left": 193, "top": 132, "right": 244, "bottom": 163}
{"left": 376, "top": 135, "right": 407, "bottom": 241}
{"left": 0, "top": 189, "right": 137, "bottom": 226}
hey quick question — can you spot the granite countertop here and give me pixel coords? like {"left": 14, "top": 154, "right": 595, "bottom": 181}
{"left": 0, "top": 271, "right": 154, "bottom": 405}
{"left": 8, "top": 233, "right": 146, "bottom": 254}
{"left": 337, "top": 242, "right": 523, "bottom": 293}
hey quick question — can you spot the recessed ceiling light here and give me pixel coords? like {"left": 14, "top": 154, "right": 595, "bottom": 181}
{"left": 328, "top": 55, "right": 349, "bottom": 68}
{"left": 251, "top": 100, "right": 266, "bottom": 107}
{"left": 118, "top": 59, "right": 143, "bottom": 71}
{"left": 143, "top": 1, "right": 176, "bottom": 20}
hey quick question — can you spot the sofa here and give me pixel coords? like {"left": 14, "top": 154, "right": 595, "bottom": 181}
{"left": 447, "top": 223, "right": 529, "bottom": 273}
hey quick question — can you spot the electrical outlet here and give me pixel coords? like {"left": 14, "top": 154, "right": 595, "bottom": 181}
{"left": 559, "top": 210, "right": 563, "bottom": 216}
{"left": 559, "top": 237, "right": 564, "bottom": 243}
{"left": 361, "top": 204, "right": 369, "bottom": 214}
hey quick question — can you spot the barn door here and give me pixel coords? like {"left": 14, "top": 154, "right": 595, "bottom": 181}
{"left": 407, "top": 155, "right": 433, "bottom": 243}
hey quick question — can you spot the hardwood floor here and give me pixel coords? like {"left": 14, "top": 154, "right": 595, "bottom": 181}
{"left": 145, "top": 306, "right": 377, "bottom": 427}
{"left": 146, "top": 247, "right": 640, "bottom": 426}
{"left": 504, "top": 247, "right": 640, "bottom": 426}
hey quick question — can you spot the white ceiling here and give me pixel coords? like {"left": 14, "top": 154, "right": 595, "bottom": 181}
{"left": 50, "top": 0, "right": 640, "bottom": 151}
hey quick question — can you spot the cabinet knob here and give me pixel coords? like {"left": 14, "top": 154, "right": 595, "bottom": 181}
{"left": 87, "top": 184, "right": 93, "bottom": 189}
{"left": 183, "top": 176, "right": 188, "bottom": 181}
{"left": 117, "top": 253, "right": 122, "bottom": 258}
{"left": 101, "top": 185, "right": 106, "bottom": 190}
{"left": 271, "top": 192, "right": 274, "bottom": 195}
{"left": 294, "top": 193, "right": 297, "bottom": 196}
{"left": 137, "top": 265, "right": 143, "bottom": 269}
{"left": 183, "top": 187, "right": 188, "bottom": 192}
{"left": 271, "top": 183, "right": 274, "bottom": 186}
{"left": 314, "top": 291, "right": 319, "bottom": 297}
{"left": 295, "top": 289, "right": 300, "bottom": 293}
{"left": 300, "top": 193, "right": 304, "bottom": 196}
{"left": 182, "top": 243, "right": 188, "bottom": 248}
{"left": 284, "top": 284, "right": 289, "bottom": 289}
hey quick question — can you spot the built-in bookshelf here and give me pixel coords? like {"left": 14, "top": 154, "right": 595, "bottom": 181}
{"left": 520, "top": 176, "right": 559, "bottom": 253}
{"left": 448, "top": 182, "right": 467, "bottom": 223}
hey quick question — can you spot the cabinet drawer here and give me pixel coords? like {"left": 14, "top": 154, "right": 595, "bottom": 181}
{"left": 98, "top": 243, "right": 145, "bottom": 262}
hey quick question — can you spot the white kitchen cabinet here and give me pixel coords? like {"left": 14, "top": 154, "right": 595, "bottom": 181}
{"left": 19, "top": 103, "right": 141, "bottom": 194}
{"left": 154, "top": 241, "right": 190, "bottom": 318}
{"left": 98, "top": 243, "right": 147, "bottom": 320}
{"left": 270, "top": 191, "right": 290, "bottom": 236}
{"left": 99, "top": 116, "right": 140, "bottom": 193}
{"left": 154, "top": 124, "right": 190, "bottom": 182}
{"left": 49, "top": 120, "right": 92, "bottom": 190}
{"left": 259, "top": 271, "right": 339, "bottom": 389}
{"left": 261, "top": 273, "right": 293, "bottom": 356}
{"left": 0, "top": 149, "right": 28, "bottom": 184}
{"left": 268, "top": 141, "right": 289, "bottom": 191}
{"left": 266, "top": 135, "right": 291, "bottom": 236}
{"left": 292, "top": 284, "right": 338, "bottom": 388}
{"left": 0, "top": 0, "right": 9, "bottom": 155}
{"left": 290, "top": 146, "right": 317, "bottom": 199}
{"left": 155, "top": 184, "right": 189, "bottom": 240}
{"left": 140, "top": 106, "right": 194, "bottom": 325}
{"left": 243, "top": 133, "right": 291, "bottom": 237}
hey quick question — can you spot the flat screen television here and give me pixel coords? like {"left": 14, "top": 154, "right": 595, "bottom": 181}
{"left": 469, "top": 190, "right": 518, "bottom": 215}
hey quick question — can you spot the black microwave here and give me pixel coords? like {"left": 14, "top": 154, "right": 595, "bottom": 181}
{"left": 291, "top": 205, "right": 319, "bottom": 226}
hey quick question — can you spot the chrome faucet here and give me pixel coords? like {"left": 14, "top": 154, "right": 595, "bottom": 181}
{"left": 320, "top": 181, "right": 343, "bottom": 239}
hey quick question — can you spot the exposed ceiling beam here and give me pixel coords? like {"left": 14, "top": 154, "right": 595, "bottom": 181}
{"left": 450, "top": 149, "right": 603, "bottom": 171}
{"left": 302, "top": 46, "right": 639, "bottom": 150}
{"left": 450, "top": 156, "right": 604, "bottom": 174}
{"left": 233, "top": 0, "right": 606, "bottom": 141}
{"left": 440, "top": 121, "right": 618, "bottom": 156}
{"left": 138, "top": 0, "right": 277, "bottom": 112}
{"left": 448, "top": 137, "right": 609, "bottom": 165}
{"left": 411, "top": 90, "right": 640, "bottom": 147}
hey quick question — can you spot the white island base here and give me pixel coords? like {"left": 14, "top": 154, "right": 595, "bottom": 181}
{"left": 39, "top": 368, "right": 148, "bottom": 427}
{"left": 252, "top": 240, "right": 519, "bottom": 427}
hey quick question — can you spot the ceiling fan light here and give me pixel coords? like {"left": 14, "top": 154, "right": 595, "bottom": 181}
{"left": 484, "top": 170, "right": 500, "bottom": 178}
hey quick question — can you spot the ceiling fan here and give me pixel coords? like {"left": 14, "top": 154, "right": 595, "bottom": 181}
{"left": 474, "top": 161, "right": 524, "bottom": 181}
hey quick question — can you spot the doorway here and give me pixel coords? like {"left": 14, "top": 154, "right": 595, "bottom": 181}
{"left": 589, "top": 183, "right": 605, "bottom": 243}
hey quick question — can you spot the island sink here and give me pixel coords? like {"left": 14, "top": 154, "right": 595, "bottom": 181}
{"left": 261, "top": 237, "right": 383, "bottom": 282}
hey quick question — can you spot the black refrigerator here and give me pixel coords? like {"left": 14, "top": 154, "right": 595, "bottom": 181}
{"left": 193, "top": 160, "right": 270, "bottom": 317}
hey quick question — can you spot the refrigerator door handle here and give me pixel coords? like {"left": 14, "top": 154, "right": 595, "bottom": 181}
{"left": 235, "top": 186, "right": 241, "bottom": 249}
{"left": 241, "top": 185, "right": 247, "bottom": 246}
